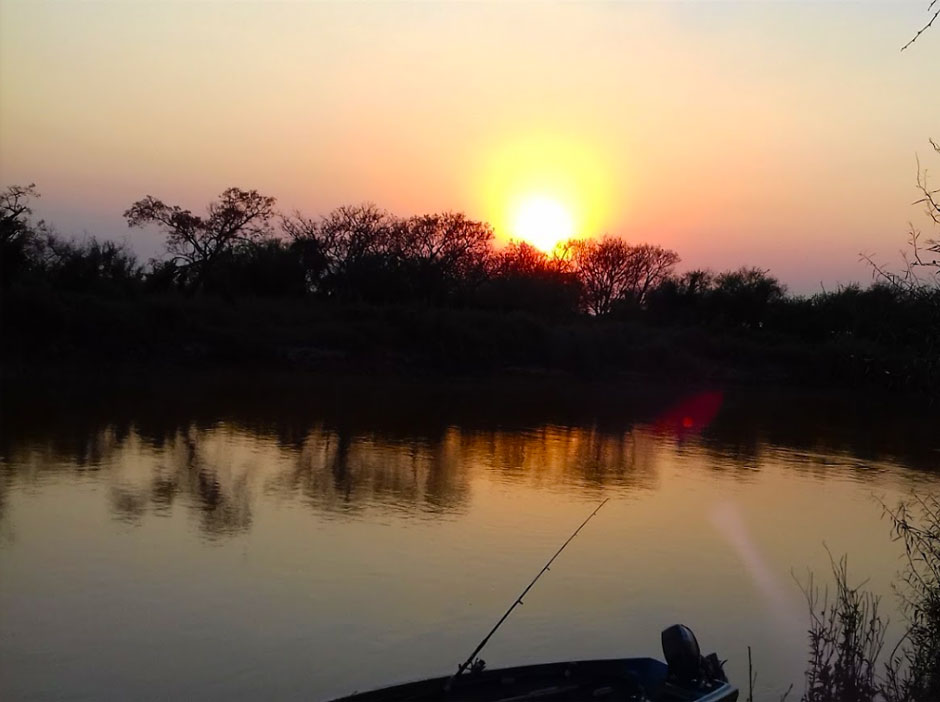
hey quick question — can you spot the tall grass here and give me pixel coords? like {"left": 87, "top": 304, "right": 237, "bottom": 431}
{"left": 799, "top": 555, "right": 886, "bottom": 702}
{"left": 793, "top": 497, "right": 940, "bottom": 702}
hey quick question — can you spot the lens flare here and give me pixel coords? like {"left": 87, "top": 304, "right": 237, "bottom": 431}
{"left": 710, "top": 501, "right": 805, "bottom": 639}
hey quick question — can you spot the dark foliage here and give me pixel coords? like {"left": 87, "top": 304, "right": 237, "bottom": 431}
{"left": 792, "top": 498, "right": 940, "bottom": 702}
{"left": 1, "top": 184, "right": 47, "bottom": 287}
{"left": 799, "top": 555, "right": 886, "bottom": 702}
{"left": 2, "top": 184, "right": 938, "bottom": 395}
{"left": 647, "top": 267, "right": 785, "bottom": 330}
{"left": 571, "top": 237, "right": 680, "bottom": 315}
{"left": 124, "top": 188, "right": 277, "bottom": 294}
{"left": 475, "top": 241, "right": 582, "bottom": 315}
{"left": 883, "top": 496, "right": 940, "bottom": 702}
{"left": 45, "top": 237, "right": 143, "bottom": 296}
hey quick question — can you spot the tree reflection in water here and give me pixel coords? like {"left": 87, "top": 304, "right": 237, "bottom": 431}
{"left": 1, "top": 374, "right": 936, "bottom": 537}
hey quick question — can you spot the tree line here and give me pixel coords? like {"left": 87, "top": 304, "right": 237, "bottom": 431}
{"left": 1, "top": 184, "right": 694, "bottom": 314}
{"left": 2, "top": 182, "right": 938, "bottom": 392}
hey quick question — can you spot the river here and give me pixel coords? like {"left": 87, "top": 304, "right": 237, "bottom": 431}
{"left": 1, "top": 373, "right": 937, "bottom": 700}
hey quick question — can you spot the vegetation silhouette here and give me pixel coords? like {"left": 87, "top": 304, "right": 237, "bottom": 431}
{"left": 125, "top": 188, "right": 279, "bottom": 296}
{"left": 781, "top": 496, "right": 940, "bottom": 702}
{"left": 571, "top": 237, "right": 679, "bottom": 315}
{"left": 1, "top": 178, "right": 938, "bottom": 395}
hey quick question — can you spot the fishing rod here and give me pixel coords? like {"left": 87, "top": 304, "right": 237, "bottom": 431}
{"left": 445, "top": 497, "right": 610, "bottom": 691}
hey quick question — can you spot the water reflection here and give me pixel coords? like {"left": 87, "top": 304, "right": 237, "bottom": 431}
{"left": 106, "top": 428, "right": 254, "bottom": 534}
{"left": 274, "top": 426, "right": 473, "bottom": 516}
{"left": 1, "top": 374, "right": 936, "bottom": 537}
{"left": 2, "top": 422, "right": 664, "bottom": 534}
{"left": 2, "top": 374, "right": 939, "bottom": 702}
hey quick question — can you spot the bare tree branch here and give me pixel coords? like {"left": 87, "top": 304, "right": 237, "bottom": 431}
{"left": 902, "top": 0, "right": 939, "bottom": 51}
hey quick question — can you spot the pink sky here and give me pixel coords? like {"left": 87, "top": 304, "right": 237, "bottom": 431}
{"left": 1, "top": 1, "right": 938, "bottom": 293}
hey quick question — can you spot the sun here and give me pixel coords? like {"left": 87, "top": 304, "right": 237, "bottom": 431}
{"left": 511, "top": 196, "right": 575, "bottom": 252}
{"left": 472, "top": 131, "right": 619, "bottom": 254}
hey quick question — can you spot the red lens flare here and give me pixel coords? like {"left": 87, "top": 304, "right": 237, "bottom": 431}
{"left": 653, "top": 391, "right": 724, "bottom": 438}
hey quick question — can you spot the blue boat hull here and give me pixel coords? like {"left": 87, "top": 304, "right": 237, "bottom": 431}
{"left": 329, "top": 656, "right": 739, "bottom": 701}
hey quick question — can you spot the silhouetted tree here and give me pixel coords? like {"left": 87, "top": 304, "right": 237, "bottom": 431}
{"left": 283, "top": 203, "right": 399, "bottom": 300}
{"left": 910, "top": 139, "right": 940, "bottom": 285}
{"left": 863, "top": 140, "right": 940, "bottom": 294}
{"left": 284, "top": 206, "right": 495, "bottom": 304}
{"left": 571, "top": 237, "right": 680, "bottom": 315}
{"left": 124, "top": 188, "right": 276, "bottom": 294}
{"left": 626, "top": 243, "right": 683, "bottom": 307}
{"left": 143, "top": 259, "right": 180, "bottom": 294}
{"left": 474, "top": 241, "right": 581, "bottom": 314}
{"left": 646, "top": 269, "right": 715, "bottom": 323}
{"left": 2, "top": 184, "right": 142, "bottom": 295}
{"left": 43, "top": 236, "right": 142, "bottom": 295}
{"left": 648, "top": 267, "right": 788, "bottom": 331}
{"left": 280, "top": 213, "right": 332, "bottom": 294}
{"left": 391, "top": 212, "right": 494, "bottom": 302}
{"left": 0, "top": 184, "right": 46, "bottom": 287}
{"left": 671, "top": 269, "right": 715, "bottom": 301}
{"left": 222, "top": 239, "right": 308, "bottom": 297}
{"left": 708, "top": 267, "right": 785, "bottom": 329}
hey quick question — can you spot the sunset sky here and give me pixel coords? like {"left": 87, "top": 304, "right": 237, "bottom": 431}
{"left": 1, "top": 1, "right": 937, "bottom": 292}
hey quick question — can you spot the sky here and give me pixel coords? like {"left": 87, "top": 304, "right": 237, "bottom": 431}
{"left": 1, "top": 0, "right": 938, "bottom": 293}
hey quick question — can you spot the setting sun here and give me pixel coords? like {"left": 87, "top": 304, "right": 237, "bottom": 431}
{"left": 472, "top": 131, "right": 618, "bottom": 252}
{"left": 511, "top": 196, "right": 575, "bottom": 252}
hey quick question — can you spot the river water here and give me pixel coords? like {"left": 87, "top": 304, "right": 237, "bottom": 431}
{"left": 1, "top": 373, "right": 938, "bottom": 701}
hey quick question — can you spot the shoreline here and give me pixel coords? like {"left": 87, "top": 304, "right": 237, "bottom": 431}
{"left": 2, "top": 290, "right": 936, "bottom": 400}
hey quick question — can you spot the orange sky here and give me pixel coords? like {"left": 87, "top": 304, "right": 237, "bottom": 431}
{"left": 1, "top": 1, "right": 938, "bottom": 291}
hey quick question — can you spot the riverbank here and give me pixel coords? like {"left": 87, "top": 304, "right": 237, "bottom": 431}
{"left": 2, "top": 289, "right": 934, "bottom": 397}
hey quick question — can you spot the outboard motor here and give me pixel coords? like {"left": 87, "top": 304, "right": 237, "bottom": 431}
{"left": 661, "top": 624, "right": 728, "bottom": 687}
{"left": 661, "top": 624, "right": 701, "bottom": 683}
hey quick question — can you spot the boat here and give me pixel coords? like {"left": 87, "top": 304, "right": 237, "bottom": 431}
{"left": 331, "top": 504, "right": 738, "bottom": 701}
{"left": 329, "top": 624, "right": 739, "bottom": 701}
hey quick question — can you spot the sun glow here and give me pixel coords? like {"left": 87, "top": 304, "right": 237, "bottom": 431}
{"left": 473, "top": 131, "right": 619, "bottom": 253}
{"left": 511, "top": 196, "right": 575, "bottom": 252}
